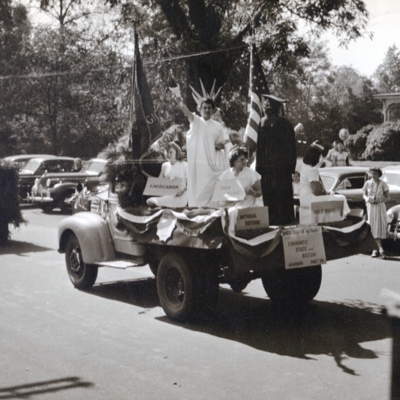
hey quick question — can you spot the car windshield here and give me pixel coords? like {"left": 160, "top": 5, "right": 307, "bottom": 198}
{"left": 319, "top": 175, "right": 336, "bottom": 191}
{"left": 382, "top": 171, "right": 400, "bottom": 187}
{"left": 21, "top": 159, "right": 41, "bottom": 174}
{"left": 80, "top": 160, "right": 106, "bottom": 174}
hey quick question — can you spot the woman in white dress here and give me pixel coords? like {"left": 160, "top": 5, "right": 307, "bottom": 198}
{"left": 363, "top": 167, "right": 390, "bottom": 258}
{"left": 299, "top": 141, "right": 350, "bottom": 225}
{"left": 147, "top": 141, "right": 188, "bottom": 208}
{"left": 332, "top": 141, "right": 350, "bottom": 166}
{"left": 218, "top": 147, "right": 263, "bottom": 209}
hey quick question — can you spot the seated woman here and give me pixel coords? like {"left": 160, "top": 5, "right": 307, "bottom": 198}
{"left": 147, "top": 141, "right": 188, "bottom": 208}
{"left": 299, "top": 141, "right": 350, "bottom": 225}
{"left": 218, "top": 146, "right": 263, "bottom": 209}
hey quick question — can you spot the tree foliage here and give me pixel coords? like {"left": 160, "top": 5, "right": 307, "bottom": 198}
{"left": 374, "top": 45, "right": 400, "bottom": 93}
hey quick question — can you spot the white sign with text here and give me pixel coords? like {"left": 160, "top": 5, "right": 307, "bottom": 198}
{"left": 236, "top": 207, "right": 269, "bottom": 231}
{"left": 143, "top": 177, "right": 182, "bottom": 196}
{"left": 310, "top": 199, "right": 344, "bottom": 224}
{"left": 281, "top": 225, "right": 326, "bottom": 269}
{"left": 211, "top": 179, "right": 245, "bottom": 202}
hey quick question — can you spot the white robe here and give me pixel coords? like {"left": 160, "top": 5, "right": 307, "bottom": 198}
{"left": 186, "top": 114, "right": 231, "bottom": 207}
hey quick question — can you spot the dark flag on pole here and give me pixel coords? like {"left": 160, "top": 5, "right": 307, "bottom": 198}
{"left": 243, "top": 44, "right": 270, "bottom": 150}
{"left": 131, "top": 31, "right": 161, "bottom": 160}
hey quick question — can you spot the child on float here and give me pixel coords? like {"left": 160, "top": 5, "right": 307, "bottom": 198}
{"left": 147, "top": 141, "right": 188, "bottom": 208}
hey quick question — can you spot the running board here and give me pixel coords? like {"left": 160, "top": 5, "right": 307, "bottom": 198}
{"left": 96, "top": 259, "right": 145, "bottom": 269}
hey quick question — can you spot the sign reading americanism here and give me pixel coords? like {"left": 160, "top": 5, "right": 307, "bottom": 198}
{"left": 281, "top": 225, "right": 326, "bottom": 269}
{"left": 143, "top": 177, "right": 182, "bottom": 196}
{"left": 211, "top": 179, "right": 245, "bottom": 203}
{"left": 310, "top": 199, "right": 344, "bottom": 224}
{"left": 236, "top": 207, "right": 269, "bottom": 231}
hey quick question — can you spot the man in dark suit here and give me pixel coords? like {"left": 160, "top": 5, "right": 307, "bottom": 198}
{"left": 256, "top": 95, "right": 297, "bottom": 225}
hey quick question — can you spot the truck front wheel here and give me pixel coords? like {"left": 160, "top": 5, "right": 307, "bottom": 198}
{"left": 261, "top": 265, "right": 322, "bottom": 305}
{"left": 157, "top": 253, "right": 218, "bottom": 322}
{"left": 65, "top": 235, "right": 98, "bottom": 290}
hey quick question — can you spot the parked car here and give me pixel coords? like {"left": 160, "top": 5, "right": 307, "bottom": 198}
{"left": 29, "top": 158, "right": 108, "bottom": 212}
{"left": 382, "top": 166, "right": 400, "bottom": 246}
{"left": 380, "top": 166, "right": 400, "bottom": 210}
{"left": 18, "top": 156, "right": 75, "bottom": 201}
{"left": 2, "top": 154, "right": 56, "bottom": 171}
{"left": 319, "top": 167, "right": 369, "bottom": 210}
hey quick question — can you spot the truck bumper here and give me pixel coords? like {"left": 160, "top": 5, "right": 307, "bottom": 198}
{"left": 27, "top": 195, "right": 53, "bottom": 203}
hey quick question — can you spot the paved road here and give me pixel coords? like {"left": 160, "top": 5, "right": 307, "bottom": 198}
{"left": 1, "top": 208, "right": 399, "bottom": 399}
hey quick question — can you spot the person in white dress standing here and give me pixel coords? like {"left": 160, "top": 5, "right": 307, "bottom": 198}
{"left": 363, "top": 167, "right": 390, "bottom": 258}
{"left": 147, "top": 141, "right": 188, "bottom": 208}
{"left": 173, "top": 81, "right": 232, "bottom": 207}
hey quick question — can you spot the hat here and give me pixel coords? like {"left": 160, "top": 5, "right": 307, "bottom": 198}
{"left": 310, "top": 140, "right": 324, "bottom": 153}
{"left": 294, "top": 123, "right": 304, "bottom": 135}
{"left": 261, "top": 94, "right": 289, "bottom": 103}
{"left": 190, "top": 79, "right": 222, "bottom": 109}
{"left": 261, "top": 94, "right": 288, "bottom": 115}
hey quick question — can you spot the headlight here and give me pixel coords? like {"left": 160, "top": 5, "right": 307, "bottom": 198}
{"left": 387, "top": 212, "right": 394, "bottom": 224}
{"left": 46, "top": 179, "right": 52, "bottom": 188}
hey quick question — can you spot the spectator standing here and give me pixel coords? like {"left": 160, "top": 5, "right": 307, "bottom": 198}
{"left": 332, "top": 141, "right": 350, "bottom": 166}
{"left": 363, "top": 167, "right": 390, "bottom": 258}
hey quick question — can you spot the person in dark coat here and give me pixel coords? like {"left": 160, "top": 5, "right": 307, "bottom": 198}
{"left": 256, "top": 95, "right": 297, "bottom": 225}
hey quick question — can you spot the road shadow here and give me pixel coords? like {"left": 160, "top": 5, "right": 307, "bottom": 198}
{"left": 82, "top": 277, "right": 391, "bottom": 375}
{"left": 158, "top": 288, "right": 390, "bottom": 375}
{"left": 88, "top": 278, "right": 160, "bottom": 309}
{"left": 0, "top": 376, "right": 94, "bottom": 399}
{"left": 0, "top": 240, "right": 52, "bottom": 256}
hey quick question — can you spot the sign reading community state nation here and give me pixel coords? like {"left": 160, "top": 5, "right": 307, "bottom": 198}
{"left": 211, "top": 179, "right": 245, "bottom": 202}
{"left": 143, "top": 178, "right": 182, "bottom": 196}
{"left": 310, "top": 199, "right": 344, "bottom": 224}
{"left": 281, "top": 225, "right": 326, "bottom": 269}
{"left": 236, "top": 207, "right": 269, "bottom": 231}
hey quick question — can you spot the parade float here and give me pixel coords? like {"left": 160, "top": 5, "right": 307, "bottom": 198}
{"left": 57, "top": 38, "right": 376, "bottom": 322}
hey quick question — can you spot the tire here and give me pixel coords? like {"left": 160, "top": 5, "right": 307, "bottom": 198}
{"left": 40, "top": 204, "right": 54, "bottom": 213}
{"left": 148, "top": 261, "right": 159, "bottom": 277}
{"left": 65, "top": 235, "right": 98, "bottom": 290}
{"left": 157, "top": 252, "right": 218, "bottom": 322}
{"left": 261, "top": 265, "right": 322, "bottom": 305}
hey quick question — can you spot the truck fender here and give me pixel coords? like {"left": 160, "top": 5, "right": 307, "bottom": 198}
{"left": 58, "top": 212, "right": 115, "bottom": 264}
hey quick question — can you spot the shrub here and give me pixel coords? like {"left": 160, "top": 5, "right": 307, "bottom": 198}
{"left": 362, "top": 122, "right": 400, "bottom": 161}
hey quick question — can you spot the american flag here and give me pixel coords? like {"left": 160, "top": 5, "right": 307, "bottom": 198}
{"left": 243, "top": 44, "right": 270, "bottom": 147}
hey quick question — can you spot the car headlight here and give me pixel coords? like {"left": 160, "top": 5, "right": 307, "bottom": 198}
{"left": 46, "top": 179, "right": 52, "bottom": 188}
{"left": 387, "top": 211, "right": 395, "bottom": 224}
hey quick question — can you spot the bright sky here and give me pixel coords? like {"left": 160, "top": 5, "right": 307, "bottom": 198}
{"left": 325, "top": 0, "right": 400, "bottom": 77}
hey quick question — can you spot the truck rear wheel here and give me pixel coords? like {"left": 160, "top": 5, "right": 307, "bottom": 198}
{"left": 65, "top": 235, "right": 98, "bottom": 290}
{"left": 157, "top": 253, "right": 218, "bottom": 322}
{"left": 261, "top": 265, "right": 322, "bottom": 305}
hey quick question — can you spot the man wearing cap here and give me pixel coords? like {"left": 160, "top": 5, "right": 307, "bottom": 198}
{"left": 256, "top": 95, "right": 297, "bottom": 225}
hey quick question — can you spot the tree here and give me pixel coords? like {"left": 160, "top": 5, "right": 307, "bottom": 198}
{"left": 105, "top": 0, "right": 370, "bottom": 112}
{"left": 374, "top": 45, "right": 400, "bottom": 93}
